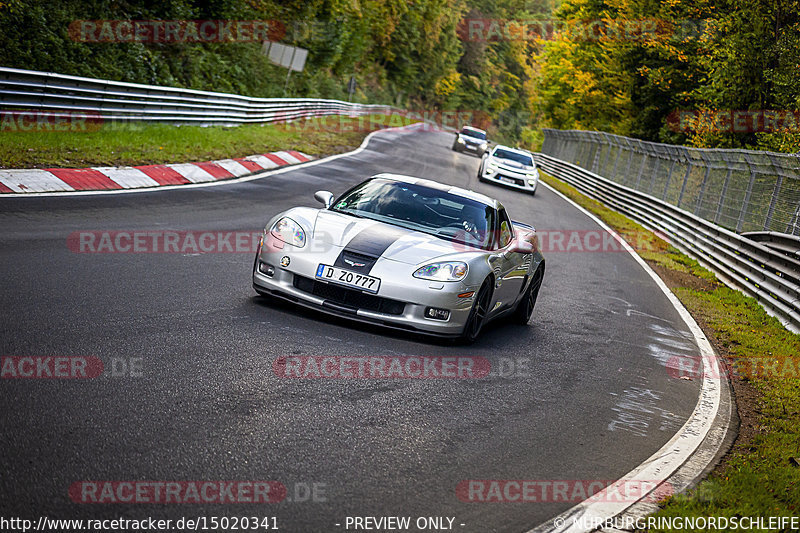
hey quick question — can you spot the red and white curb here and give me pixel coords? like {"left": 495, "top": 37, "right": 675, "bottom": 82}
{"left": 0, "top": 150, "right": 313, "bottom": 194}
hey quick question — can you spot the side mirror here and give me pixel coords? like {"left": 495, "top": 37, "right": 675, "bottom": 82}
{"left": 509, "top": 231, "right": 536, "bottom": 254}
{"left": 314, "top": 190, "right": 335, "bottom": 208}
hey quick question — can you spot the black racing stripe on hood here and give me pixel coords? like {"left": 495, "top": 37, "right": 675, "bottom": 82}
{"left": 333, "top": 223, "right": 408, "bottom": 274}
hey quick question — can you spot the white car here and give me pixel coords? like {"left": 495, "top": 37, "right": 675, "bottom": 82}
{"left": 478, "top": 145, "right": 539, "bottom": 195}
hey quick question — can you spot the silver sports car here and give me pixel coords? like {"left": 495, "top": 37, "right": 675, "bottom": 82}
{"left": 252, "top": 174, "right": 545, "bottom": 341}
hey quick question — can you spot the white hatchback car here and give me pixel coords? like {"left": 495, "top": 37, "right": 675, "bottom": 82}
{"left": 478, "top": 145, "right": 539, "bottom": 195}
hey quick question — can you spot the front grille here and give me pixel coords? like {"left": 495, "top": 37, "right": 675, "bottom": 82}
{"left": 293, "top": 275, "right": 406, "bottom": 315}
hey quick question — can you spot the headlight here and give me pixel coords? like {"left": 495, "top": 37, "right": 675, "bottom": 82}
{"left": 413, "top": 261, "right": 468, "bottom": 281}
{"left": 270, "top": 217, "right": 306, "bottom": 247}
{"left": 457, "top": 137, "right": 466, "bottom": 144}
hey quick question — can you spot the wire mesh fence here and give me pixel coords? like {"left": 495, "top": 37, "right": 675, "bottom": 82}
{"left": 541, "top": 129, "right": 800, "bottom": 236}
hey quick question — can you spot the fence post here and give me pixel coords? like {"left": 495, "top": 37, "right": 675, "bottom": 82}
{"left": 694, "top": 165, "right": 712, "bottom": 215}
{"left": 590, "top": 136, "right": 602, "bottom": 173}
{"left": 736, "top": 170, "right": 757, "bottom": 233}
{"left": 648, "top": 156, "right": 661, "bottom": 195}
{"left": 634, "top": 152, "right": 648, "bottom": 189}
{"left": 676, "top": 163, "right": 693, "bottom": 208}
{"left": 714, "top": 167, "right": 733, "bottom": 225}
{"left": 789, "top": 203, "right": 800, "bottom": 235}
{"left": 611, "top": 142, "right": 624, "bottom": 180}
{"left": 624, "top": 146, "right": 635, "bottom": 184}
{"left": 600, "top": 133, "right": 613, "bottom": 175}
{"left": 662, "top": 159, "right": 677, "bottom": 200}
{"left": 764, "top": 174, "right": 783, "bottom": 231}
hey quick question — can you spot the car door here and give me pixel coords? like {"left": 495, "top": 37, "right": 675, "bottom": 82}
{"left": 488, "top": 208, "right": 525, "bottom": 311}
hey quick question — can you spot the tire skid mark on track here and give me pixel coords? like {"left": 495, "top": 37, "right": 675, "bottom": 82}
{"left": 526, "top": 180, "right": 730, "bottom": 533}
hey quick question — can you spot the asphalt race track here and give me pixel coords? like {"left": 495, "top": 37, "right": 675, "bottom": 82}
{"left": 0, "top": 127, "right": 703, "bottom": 532}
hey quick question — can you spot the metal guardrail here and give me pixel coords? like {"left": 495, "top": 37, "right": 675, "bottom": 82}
{"left": 741, "top": 232, "right": 800, "bottom": 260}
{"left": 0, "top": 67, "right": 391, "bottom": 125}
{"left": 534, "top": 152, "right": 800, "bottom": 333}
{"left": 541, "top": 129, "right": 800, "bottom": 236}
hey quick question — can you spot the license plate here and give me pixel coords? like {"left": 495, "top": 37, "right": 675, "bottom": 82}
{"left": 500, "top": 176, "right": 516, "bottom": 184}
{"left": 316, "top": 264, "right": 381, "bottom": 293}
{"left": 466, "top": 145, "right": 476, "bottom": 151}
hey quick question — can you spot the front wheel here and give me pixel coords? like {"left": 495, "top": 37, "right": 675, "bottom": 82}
{"left": 460, "top": 278, "right": 493, "bottom": 343}
{"left": 511, "top": 265, "right": 544, "bottom": 325}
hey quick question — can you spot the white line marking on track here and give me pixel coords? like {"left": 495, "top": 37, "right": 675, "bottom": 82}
{"left": 525, "top": 181, "right": 726, "bottom": 533}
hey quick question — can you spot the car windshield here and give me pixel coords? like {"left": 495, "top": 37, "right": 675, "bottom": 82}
{"left": 460, "top": 128, "right": 486, "bottom": 140}
{"left": 493, "top": 148, "right": 533, "bottom": 166}
{"left": 331, "top": 178, "right": 496, "bottom": 250}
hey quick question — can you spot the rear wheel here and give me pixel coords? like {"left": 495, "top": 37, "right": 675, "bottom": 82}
{"left": 461, "top": 278, "right": 493, "bottom": 343}
{"left": 512, "top": 265, "right": 544, "bottom": 325}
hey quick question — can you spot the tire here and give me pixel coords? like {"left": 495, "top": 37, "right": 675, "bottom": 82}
{"left": 460, "top": 278, "right": 493, "bottom": 343}
{"left": 511, "top": 265, "right": 544, "bottom": 325}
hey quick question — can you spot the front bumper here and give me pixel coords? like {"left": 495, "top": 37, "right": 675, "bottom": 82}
{"left": 454, "top": 140, "right": 487, "bottom": 155}
{"left": 253, "top": 242, "right": 480, "bottom": 337}
{"left": 482, "top": 166, "right": 538, "bottom": 191}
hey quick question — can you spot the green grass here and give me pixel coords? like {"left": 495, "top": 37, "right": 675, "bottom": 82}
{"left": 0, "top": 114, "right": 412, "bottom": 169}
{"left": 541, "top": 172, "right": 800, "bottom": 530}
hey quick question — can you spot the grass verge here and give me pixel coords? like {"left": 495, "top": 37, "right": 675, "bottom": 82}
{"left": 540, "top": 172, "right": 800, "bottom": 530}
{"left": 0, "top": 114, "right": 416, "bottom": 169}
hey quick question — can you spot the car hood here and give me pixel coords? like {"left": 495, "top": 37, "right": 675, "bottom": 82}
{"left": 312, "top": 210, "right": 480, "bottom": 265}
{"left": 492, "top": 157, "right": 534, "bottom": 171}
